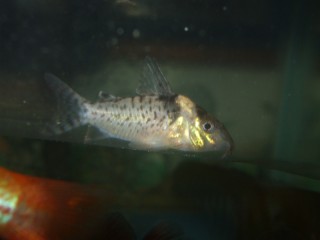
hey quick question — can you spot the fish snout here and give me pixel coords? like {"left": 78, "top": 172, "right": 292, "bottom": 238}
{"left": 212, "top": 126, "right": 234, "bottom": 157}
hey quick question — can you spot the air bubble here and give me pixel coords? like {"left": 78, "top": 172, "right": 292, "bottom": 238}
{"left": 198, "top": 29, "right": 206, "bottom": 37}
{"left": 116, "top": 27, "right": 124, "bottom": 35}
{"left": 132, "top": 29, "right": 140, "bottom": 38}
{"left": 107, "top": 21, "right": 115, "bottom": 30}
{"left": 111, "top": 37, "right": 118, "bottom": 45}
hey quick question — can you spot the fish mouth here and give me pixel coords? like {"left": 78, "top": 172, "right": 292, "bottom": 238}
{"left": 221, "top": 141, "right": 234, "bottom": 158}
{"left": 222, "top": 131, "right": 234, "bottom": 158}
{"left": 214, "top": 126, "right": 234, "bottom": 158}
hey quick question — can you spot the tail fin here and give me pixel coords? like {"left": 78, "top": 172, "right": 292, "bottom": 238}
{"left": 44, "top": 73, "right": 88, "bottom": 135}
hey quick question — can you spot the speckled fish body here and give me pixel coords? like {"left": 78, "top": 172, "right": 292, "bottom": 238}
{"left": 45, "top": 57, "right": 233, "bottom": 155}
{"left": 86, "top": 95, "right": 179, "bottom": 149}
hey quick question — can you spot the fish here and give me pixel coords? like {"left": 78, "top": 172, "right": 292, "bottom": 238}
{"left": 0, "top": 167, "right": 188, "bottom": 240}
{"left": 0, "top": 166, "right": 186, "bottom": 240}
{"left": 44, "top": 57, "right": 233, "bottom": 156}
{"left": 0, "top": 166, "right": 120, "bottom": 240}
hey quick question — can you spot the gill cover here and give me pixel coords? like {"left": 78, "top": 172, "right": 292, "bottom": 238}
{"left": 189, "top": 116, "right": 216, "bottom": 150}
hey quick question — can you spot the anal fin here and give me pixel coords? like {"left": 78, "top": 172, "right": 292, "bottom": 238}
{"left": 84, "top": 125, "right": 114, "bottom": 144}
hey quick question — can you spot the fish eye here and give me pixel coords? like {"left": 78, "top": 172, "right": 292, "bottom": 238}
{"left": 202, "top": 121, "right": 213, "bottom": 132}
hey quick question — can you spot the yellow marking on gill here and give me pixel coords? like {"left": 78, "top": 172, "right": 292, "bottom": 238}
{"left": 196, "top": 117, "right": 215, "bottom": 145}
{"left": 166, "top": 115, "right": 192, "bottom": 150}
{"left": 190, "top": 117, "right": 204, "bottom": 148}
{"left": 190, "top": 117, "right": 215, "bottom": 149}
{"left": 205, "top": 133, "right": 215, "bottom": 144}
{"left": 168, "top": 116, "right": 185, "bottom": 139}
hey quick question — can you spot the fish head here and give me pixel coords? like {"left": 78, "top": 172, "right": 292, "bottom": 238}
{"left": 171, "top": 95, "right": 233, "bottom": 156}
{"left": 188, "top": 106, "right": 234, "bottom": 156}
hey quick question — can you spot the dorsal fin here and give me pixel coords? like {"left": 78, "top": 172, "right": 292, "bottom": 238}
{"left": 98, "top": 91, "right": 117, "bottom": 101}
{"left": 136, "top": 57, "right": 174, "bottom": 97}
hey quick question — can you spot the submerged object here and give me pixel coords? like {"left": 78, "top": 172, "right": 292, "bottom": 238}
{"left": 0, "top": 167, "right": 118, "bottom": 240}
{"left": 45, "top": 57, "right": 233, "bottom": 156}
{"left": 0, "top": 166, "right": 186, "bottom": 240}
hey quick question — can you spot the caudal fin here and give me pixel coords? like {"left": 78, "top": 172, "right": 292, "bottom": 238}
{"left": 44, "top": 73, "right": 88, "bottom": 135}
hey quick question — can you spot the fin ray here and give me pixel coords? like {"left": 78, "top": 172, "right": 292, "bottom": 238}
{"left": 44, "top": 73, "right": 88, "bottom": 135}
{"left": 136, "top": 57, "right": 174, "bottom": 97}
{"left": 84, "top": 125, "right": 115, "bottom": 143}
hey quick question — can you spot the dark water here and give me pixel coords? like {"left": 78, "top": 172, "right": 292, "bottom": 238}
{"left": 0, "top": 1, "right": 319, "bottom": 239}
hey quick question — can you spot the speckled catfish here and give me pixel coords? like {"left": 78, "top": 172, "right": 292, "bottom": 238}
{"left": 45, "top": 57, "right": 234, "bottom": 156}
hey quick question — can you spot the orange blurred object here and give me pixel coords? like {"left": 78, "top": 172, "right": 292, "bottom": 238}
{"left": 0, "top": 167, "right": 118, "bottom": 240}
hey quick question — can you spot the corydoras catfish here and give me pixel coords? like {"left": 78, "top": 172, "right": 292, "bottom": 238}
{"left": 45, "top": 57, "right": 233, "bottom": 156}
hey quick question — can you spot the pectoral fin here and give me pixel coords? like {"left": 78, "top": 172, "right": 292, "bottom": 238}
{"left": 84, "top": 125, "right": 113, "bottom": 143}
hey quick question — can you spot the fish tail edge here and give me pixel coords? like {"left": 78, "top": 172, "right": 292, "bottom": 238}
{"left": 44, "top": 73, "right": 89, "bottom": 135}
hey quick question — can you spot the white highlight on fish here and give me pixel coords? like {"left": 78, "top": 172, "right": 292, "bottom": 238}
{"left": 45, "top": 57, "right": 233, "bottom": 155}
